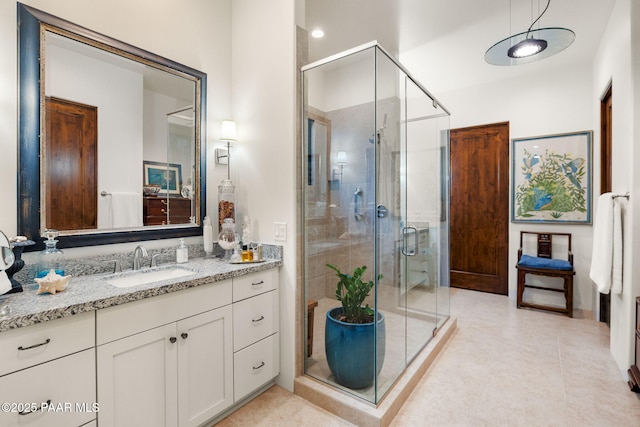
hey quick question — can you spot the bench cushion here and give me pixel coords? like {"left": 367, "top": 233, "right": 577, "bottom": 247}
{"left": 518, "top": 254, "right": 573, "bottom": 271}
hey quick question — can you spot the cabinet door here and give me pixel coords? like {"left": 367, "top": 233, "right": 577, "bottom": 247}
{"left": 97, "top": 323, "right": 178, "bottom": 427}
{"left": 0, "top": 349, "right": 95, "bottom": 427}
{"left": 177, "top": 305, "right": 233, "bottom": 427}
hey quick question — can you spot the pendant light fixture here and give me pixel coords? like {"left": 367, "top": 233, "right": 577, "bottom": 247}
{"left": 485, "top": 0, "right": 575, "bottom": 66}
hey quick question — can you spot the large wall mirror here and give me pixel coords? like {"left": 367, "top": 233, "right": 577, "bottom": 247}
{"left": 18, "top": 4, "right": 206, "bottom": 250}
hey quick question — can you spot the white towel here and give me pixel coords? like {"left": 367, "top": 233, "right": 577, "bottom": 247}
{"left": 612, "top": 198, "right": 623, "bottom": 294}
{"left": 590, "top": 193, "right": 614, "bottom": 293}
{"left": 0, "top": 272, "right": 12, "bottom": 296}
{"left": 590, "top": 192, "right": 624, "bottom": 294}
{"left": 111, "top": 192, "right": 143, "bottom": 228}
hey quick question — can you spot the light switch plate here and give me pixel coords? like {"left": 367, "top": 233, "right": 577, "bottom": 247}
{"left": 274, "top": 222, "right": 287, "bottom": 241}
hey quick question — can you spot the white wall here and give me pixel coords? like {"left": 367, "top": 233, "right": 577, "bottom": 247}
{"left": 0, "top": 0, "right": 232, "bottom": 257}
{"left": 593, "top": 0, "right": 638, "bottom": 371}
{"left": 231, "top": 0, "right": 297, "bottom": 391}
{"left": 427, "top": 61, "right": 596, "bottom": 312}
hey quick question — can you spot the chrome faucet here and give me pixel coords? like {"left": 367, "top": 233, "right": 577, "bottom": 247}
{"left": 133, "top": 245, "right": 148, "bottom": 270}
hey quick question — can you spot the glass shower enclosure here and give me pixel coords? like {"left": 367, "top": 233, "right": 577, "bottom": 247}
{"left": 302, "top": 42, "right": 451, "bottom": 404}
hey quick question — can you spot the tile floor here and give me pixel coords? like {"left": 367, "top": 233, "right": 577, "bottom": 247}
{"left": 217, "top": 288, "right": 640, "bottom": 426}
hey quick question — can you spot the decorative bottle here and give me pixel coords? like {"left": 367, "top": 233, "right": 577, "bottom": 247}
{"left": 217, "top": 179, "right": 235, "bottom": 232}
{"left": 202, "top": 216, "right": 214, "bottom": 255}
{"left": 36, "top": 230, "right": 65, "bottom": 278}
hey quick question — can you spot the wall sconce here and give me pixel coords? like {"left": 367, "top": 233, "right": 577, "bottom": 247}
{"left": 215, "top": 120, "right": 237, "bottom": 179}
{"left": 332, "top": 151, "right": 347, "bottom": 181}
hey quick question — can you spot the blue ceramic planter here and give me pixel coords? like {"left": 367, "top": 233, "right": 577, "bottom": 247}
{"left": 325, "top": 307, "right": 385, "bottom": 389}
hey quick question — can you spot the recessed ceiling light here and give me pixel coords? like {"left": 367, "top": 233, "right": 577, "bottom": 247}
{"left": 311, "top": 28, "right": 325, "bottom": 39}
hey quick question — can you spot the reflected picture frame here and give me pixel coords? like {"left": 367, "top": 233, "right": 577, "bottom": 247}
{"left": 144, "top": 161, "right": 182, "bottom": 195}
{"left": 511, "top": 130, "right": 592, "bottom": 224}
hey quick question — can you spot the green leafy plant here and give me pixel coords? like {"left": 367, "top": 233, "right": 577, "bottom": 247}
{"left": 326, "top": 264, "right": 382, "bottom": 324}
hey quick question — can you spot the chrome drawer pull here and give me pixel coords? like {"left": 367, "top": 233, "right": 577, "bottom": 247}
{"left": 18, "top": 338, "right": 51, "bottom": 351}
{"left": 251, "top": 280, "right": 264, "bottom": 286}
{"left": 19, "top": 399, "right": 51, "bottom": 416}
{"left": 252, "top": 315, "right": 265, "bottom": 323}
{"left": 252, "top": 361, "right": 265, "bottom": 370}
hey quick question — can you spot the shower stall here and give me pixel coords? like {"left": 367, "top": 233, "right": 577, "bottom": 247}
{"left": 301, "top": 42, "right": 451, "bottom": 404}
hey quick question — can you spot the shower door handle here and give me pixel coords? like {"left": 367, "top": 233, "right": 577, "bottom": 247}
{"left": 354, "top": 187, "right": 364, "bottom": 221}
{"left": 402, "top": 226, "right": 418, "bottom": 256}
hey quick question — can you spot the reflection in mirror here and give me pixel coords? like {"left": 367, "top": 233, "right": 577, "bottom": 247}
{"left": 18, "top": 4, "right": 206, "bottom": 250}
{"left": 306, "top": 113, "right": 331, "bottom": 220}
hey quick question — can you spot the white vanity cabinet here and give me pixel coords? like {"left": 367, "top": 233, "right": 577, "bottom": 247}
{"left": 232, "top": 269, "right": 280, "bottom": 402}
{"left": 0, "top": 312, "right": 96, "bottom": 427}
{"left": 96, "top": 280, "right": 234, "bottom": 427}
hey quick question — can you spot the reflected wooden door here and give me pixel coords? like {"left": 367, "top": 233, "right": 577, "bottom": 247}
{"left": 45, "top": 97, "right": 98, "bottom": 230}
{"left": 450, "top": 122, "right": 509, "bottom": 295}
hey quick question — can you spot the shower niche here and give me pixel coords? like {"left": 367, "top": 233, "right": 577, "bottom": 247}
{"left": 301, "top": 42, "right": 451, "bottom": 405}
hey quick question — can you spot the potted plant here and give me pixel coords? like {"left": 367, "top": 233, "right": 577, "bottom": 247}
{"left": 325, "top": 264, "right": 385, "bottom": 389}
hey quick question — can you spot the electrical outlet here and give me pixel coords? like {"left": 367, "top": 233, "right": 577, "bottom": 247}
{"left": 274, "top": 222, "right": 287, "bottom": 241}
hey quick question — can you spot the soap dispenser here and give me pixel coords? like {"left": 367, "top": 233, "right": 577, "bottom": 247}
{"left": 176, "top": 238, "right": 188, "bottom": 264}
{"left": 36, "top": 229, "right": 65, "bottom": 278}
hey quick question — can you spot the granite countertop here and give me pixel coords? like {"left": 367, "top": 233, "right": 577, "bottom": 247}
{"left": 0, "top": 256, "right": 282, "bottom": 333}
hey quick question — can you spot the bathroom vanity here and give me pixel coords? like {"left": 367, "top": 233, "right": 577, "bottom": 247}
{"left": 0, "top": 256, "right": 281, "bottom": 427}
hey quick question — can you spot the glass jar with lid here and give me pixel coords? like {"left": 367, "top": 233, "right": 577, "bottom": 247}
{"left": 36, "top": 229, "right": 65, "bottom": 278}
{"left": 217, "top": 218, "right": 236, "bottom": 260}
{"left": 217, "top": 179, "right": 235, "bottom": 232}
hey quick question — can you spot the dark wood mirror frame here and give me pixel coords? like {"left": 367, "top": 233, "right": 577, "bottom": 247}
{"left": 18, "top": 4, "right": 207, "bottom": 251}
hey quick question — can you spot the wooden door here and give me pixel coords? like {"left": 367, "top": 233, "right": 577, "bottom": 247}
{"left": 45, "top": 97, "right": 97, "bottom": 230}
{"left": 450, "top": 122, "right": 509, "bottom": 295}
{"left": 600, "top": 85, "right": 613, "bottom": 324}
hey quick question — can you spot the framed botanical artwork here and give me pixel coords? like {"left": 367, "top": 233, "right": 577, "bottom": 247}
{"left": 143, "top": 161, "right": 182, "bottom": 195}
{"left": 512, "top": 131, "right": 592, "bottom": 224}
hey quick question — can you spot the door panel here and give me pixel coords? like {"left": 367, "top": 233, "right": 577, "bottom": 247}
{"left": 45, "top": 97, "right": 97, "bottom": 230}
{"left": 450, "top": 122, "right": 509, "bottom": 295}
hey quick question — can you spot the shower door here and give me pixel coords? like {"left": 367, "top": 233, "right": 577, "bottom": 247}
{"left": 374, "top": 51, "right": 450, "bottom": 401}
{"left": 301, "top": 43, "right": 450, "bottom": 406}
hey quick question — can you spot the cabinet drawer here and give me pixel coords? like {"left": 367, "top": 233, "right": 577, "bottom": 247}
{"left": 233, "top": 268, "right": 278, "bottom": 302}
{"left": 97, "top": 279, "right": 232, "bottom": 345}
{"left": 0, "top": 311, "right": 94, "bottom": 376}
{"left": 233, "top": 290, "right": 279, "bottom": 351}
{"left": 0, "top": 349, "right": 96, "bottom": 427}
{"left": 233, "top": 333, "right": 279, "bottom": 402}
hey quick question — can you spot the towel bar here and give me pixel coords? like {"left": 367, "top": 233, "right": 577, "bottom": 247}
{"left": 612, "top": 193, "right": 629, "bottom": 199}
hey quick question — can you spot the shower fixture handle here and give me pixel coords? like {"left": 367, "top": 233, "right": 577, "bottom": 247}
{"left": 377, "top": 204, "right": 388, "bottom": 218}
{"left": 402, "top": 226, "right": 418, "bottom": 256}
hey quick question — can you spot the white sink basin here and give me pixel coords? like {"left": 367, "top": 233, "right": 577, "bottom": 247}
{"left": 104, "top": 267, "right": 196, "bottom": 288}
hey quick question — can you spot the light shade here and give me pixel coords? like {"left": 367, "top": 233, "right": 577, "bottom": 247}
{"left": 485, "top": 27, "right": 575, "bottom": 66}
{"left": 337, "top": 151, "right": 347, "bottom": 165}
{"left": 220, "top": 120, "right": 237, "bottom": 142}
